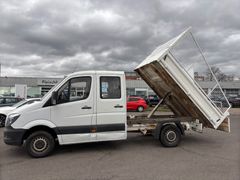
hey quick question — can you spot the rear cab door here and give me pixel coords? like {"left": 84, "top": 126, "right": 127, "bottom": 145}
{"left": 96, "top": 71, "right": 127, "bottom": 141}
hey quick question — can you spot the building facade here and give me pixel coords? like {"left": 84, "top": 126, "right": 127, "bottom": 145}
{"left": 0, "top": 72, "right": 240, "bottom": 98}
{"left": 0, "top": 76, "right": 62, "bottom": 97}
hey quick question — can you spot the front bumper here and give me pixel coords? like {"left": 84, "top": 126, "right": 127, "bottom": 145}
{"left": 4, "top": 126, "right": 26, "bottom": 146}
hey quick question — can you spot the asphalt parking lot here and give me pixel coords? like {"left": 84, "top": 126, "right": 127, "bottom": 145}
{"left": 0, "top": 114, "right": 239, "bottom": 180}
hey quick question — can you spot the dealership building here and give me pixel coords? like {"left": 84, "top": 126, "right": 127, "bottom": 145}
{"left": 0, "top": 76, "right": 62, "bottom": 97}
{"left": 0, "top": 72, "right": 240, "bottom": 98}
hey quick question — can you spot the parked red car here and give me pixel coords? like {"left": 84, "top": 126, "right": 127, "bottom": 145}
{"left": 127, "top": 96, "right": 147, "bottom": 112}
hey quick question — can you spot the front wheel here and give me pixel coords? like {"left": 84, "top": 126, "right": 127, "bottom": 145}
{"left": 160, "top": 124, "right": 181, "bottom": 147}
{"left": 25, "top": 131, "right": 55, "bottom": 158}
{"left": 0, "top": 114, "right": 6, "bottom": 127}
{"left": 137, "top": 106, "right": 144, "bottom": 112}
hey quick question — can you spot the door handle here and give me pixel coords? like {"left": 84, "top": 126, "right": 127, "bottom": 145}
{"left": 81, "top": 106, "right": 92, "bottom": 109}
{"left": 114, "top": 104, "right": 123, "bottom": 108}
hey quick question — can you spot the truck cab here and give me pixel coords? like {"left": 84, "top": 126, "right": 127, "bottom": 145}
{"left": 4, "top": 71, "right": 127, "bottom": 157}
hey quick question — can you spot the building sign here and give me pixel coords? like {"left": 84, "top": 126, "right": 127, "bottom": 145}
{"left": 37, "top": 79, "right": 61, "bottom": 86}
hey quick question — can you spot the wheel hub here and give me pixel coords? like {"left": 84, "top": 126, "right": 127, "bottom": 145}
{"left": 138, "top": 106, "right": 143, "bottom": 112}
{"left": 166, "top": 131, "right": 177, "bottom": 142}
{"left": 32, "top": 137, "right": 48, "bottom": 152}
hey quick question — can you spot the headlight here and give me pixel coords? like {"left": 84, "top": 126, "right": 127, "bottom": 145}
{"left": 5, "top": 113, "right": 20, "bottom": 127}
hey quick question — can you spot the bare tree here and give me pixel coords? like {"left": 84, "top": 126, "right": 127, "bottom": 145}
{"left": 206, "top": 66, "right": 227, "bottom": 81}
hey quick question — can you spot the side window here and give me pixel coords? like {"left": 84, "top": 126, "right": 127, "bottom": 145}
{"left": 100, "top": 76, "right": 121, "bottom": 99}
{"left": 57, "top": 77, "right": 91, "bottom": 104}
{"left": 6, "top": 98, "right": 15, "bottom": 103}
{"left": 70, "top": 77, "right": 91, "bottom": 101}
{"left": 128, "top": 98, "right": 137, "bottom": 102}
{"left": 0, "top": 98, "right": 4, "bottom": 104}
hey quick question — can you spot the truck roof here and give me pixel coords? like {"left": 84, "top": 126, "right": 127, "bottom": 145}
{"left": 68, "top": 70, "right": 124, "bottom": 77}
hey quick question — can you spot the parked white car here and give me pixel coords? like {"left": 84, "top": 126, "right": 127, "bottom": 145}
{"left": 0, "top": 98, "right": 40, "bottom": 127}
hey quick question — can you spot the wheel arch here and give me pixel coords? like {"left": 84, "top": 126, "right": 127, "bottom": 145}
{"left": 0, "top": 113, "right": 7, "bottom": 117}
{"left": 22, "top": 125, "right": 58, "bottom": 143}
{"left": 153, "top": 121, "right": 184, "bottom": 140}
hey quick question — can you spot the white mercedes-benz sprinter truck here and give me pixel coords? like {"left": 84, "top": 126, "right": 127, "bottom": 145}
{"left": 4, "top": 29, "right": 230, "bottom": 158}
{"left": 4, "top": 71, "right": 127, "bottom": 157}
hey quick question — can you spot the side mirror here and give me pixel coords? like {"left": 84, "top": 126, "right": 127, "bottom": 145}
{"left": 51, "top": 91, "right": 58, "bottom": 105}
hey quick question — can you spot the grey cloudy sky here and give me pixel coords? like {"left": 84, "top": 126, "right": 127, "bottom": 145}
{"left": 0, "top": 0, "right": 240, "bottom": 77}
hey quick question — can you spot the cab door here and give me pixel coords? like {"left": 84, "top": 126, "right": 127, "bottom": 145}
{"left": 96, "top": 74, "right": 127, "bottom": 141}
{"left": 51, "top": 75, "right": 95, "bottom": 144}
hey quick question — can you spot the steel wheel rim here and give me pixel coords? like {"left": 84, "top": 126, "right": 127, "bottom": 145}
{"left": 166, "top": 130, "right": 177, "bottom": 142}
{"left": 32, "top": 137, "right": 48, "bottom": 152}
{"left": 138, "top": 106, "right": 143, "bottom": 112}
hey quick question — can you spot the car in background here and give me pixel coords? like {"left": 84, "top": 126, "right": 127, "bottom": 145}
{"left": 0, "top": 98, "right": 40, "bottom": 127}
{"left": 209, "top": 95, "right": 240, "bottom": 108}
{"left": 228, "top": 96, "right": 240, "bottom": 107}
{"left": 145, "top": 95, "right": 160, "bottom": 106}
{"left": 0, "top": 97, "right": 23, "bottom": 107}
{"left": 127, "top": 96, "right": 147, "bottom": 112}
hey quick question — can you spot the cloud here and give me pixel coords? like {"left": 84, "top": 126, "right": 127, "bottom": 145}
{"left": 223, "top": 34, "right": 240, "bottom": 45}
{"left": 0, "top": 0, "right": 240, "bottom": 77}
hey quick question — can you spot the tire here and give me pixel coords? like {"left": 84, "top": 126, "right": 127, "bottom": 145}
{"left": 25, "top": 131, "right": 55, "bottom": 158}
{"left": 160, "top": 124, "right": 181, "bottom": 147}
{"left": 0, "top": 114, "right": 6, "bottom": 127}
{"left": 137, "top": 106, "right": 144, "bottom": 112}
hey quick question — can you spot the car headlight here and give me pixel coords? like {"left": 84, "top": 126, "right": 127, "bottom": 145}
{"left": 5, "top": 113, "right": 20, "bottom": 127}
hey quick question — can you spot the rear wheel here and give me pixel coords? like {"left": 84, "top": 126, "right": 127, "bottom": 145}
{"left": 0, "top": 114, "right": 6, "bottom": 127}
{"left": 25, "top": 131, "right": 55, "bottom": 158}
{"left": 137, "top": 106, "right": 144, "bottom": 112}
{"left": 160, "top": 124, "right": 181, "bottom": 147}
